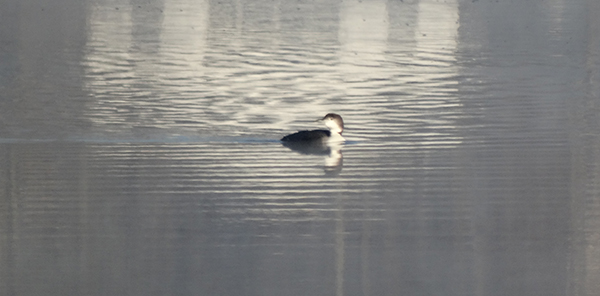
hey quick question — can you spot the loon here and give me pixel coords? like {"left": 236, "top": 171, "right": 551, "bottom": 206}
{"left": 281, "top": 113, "right": 345, "bottom": 143}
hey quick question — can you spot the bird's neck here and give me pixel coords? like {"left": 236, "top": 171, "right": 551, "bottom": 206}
{"left": 328, "top": 132, "right": 345, "bottom": 143}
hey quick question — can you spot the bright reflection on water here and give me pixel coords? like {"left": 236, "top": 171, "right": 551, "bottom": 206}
{"left": 1, "top": 0, "right": 600, "bottom": 295}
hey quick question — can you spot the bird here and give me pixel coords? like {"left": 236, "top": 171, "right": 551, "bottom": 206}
{"left": 281, "top": 113, "right": 345, "bottom": 143}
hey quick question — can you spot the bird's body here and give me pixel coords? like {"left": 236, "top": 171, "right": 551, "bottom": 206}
{"left": 280, "top": 130, "right": 331, "bottom": 142}
{"left": 280, "top": 113, "right": 344, "bottom": 143}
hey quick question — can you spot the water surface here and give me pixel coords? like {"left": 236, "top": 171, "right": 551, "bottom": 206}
{"left": 1, "top": 0, "right": 600, "bottom": 295}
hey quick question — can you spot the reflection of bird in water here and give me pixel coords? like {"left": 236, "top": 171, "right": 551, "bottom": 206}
{"left": 281, "top": 113, "right": 345, "bottom": 174}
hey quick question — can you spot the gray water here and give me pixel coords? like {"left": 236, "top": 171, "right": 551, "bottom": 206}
{"left": 1, "top": 0, "right": 600, "bottom": 295}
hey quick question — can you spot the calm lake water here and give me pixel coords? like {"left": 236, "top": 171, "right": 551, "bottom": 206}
{"left": 1, "top": 0, "right": 600, "bottom": 295}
